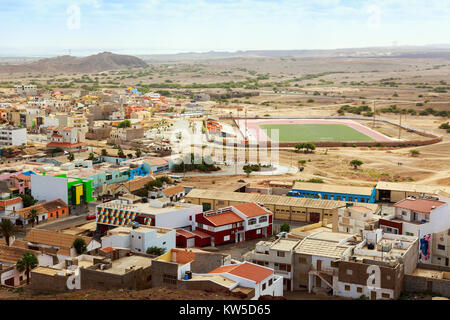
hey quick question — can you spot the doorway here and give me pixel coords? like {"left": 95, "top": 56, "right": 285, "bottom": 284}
{"left": 371, "top": 291, "right": 377, "bottom": 300}
{"left": 317, "top": 260, "right": 322, "bottom": 271}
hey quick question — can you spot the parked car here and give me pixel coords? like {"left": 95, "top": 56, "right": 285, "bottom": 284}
{"left": 276, "top": 232, "right": 287, "bottom": 239}
{"left": 86, "top": 214, "right": 96, "bottom": 220}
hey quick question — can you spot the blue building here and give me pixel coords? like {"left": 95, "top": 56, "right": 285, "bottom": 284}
{"left": 288, "top": 182, "right": 376, "bottom": 203}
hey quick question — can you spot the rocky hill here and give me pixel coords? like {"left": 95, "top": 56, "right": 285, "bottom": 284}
{"left": 0, "top": 52, "right": 148, "bottom": 74}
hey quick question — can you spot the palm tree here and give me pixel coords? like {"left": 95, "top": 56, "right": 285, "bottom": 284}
{"left": 0, "top": 219, "right": 19, "bottom": 246}
{"left": 16, "top": 252, "right": 39, "bottom": 285}
{"left": 27, "top": 209, "right": 38, "bottom": 227}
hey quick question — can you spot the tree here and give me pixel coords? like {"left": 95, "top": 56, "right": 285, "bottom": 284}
{"left": 350, "top": 159, "right": 364, "bottom": 170}
{"left": 146, "top": 246, "right": 166, "bottom": 256}
{"left": 101, "top": 149, "right": 108, "bottom": 156}
{"left": 135, "top": 148, "right": 142, "bottom": 158}
{"left": 72, "top": 238, "right": 87, "bottom": 255}
{"left": 244, "top": 167, "right": 253, "bottom": 177}
{"left": 88, "top": 152, "right": 96, "bottom": 161}
{"left": 16, "top": 252, "right": 39, "bottom": 285}
{"left": 27, "top": 208, "right": 38, "bottom": 227}
{"left": 118, "top": 120, "right": 131, "bottom": 128}
{"left": 280, "top": 223, "right": 290, "bottom": 233}
{"left": 304, "top": 143, "right": 316, "bottom": 153}
{"left": 295, "top": 143, "right": 304, "bottom": 153}
{"left": 117, "top": 147, "right": 125, "bottom": 158}
{"left": 0, "top": 219, "right": 19, "bottom": 246}
{"left": 19, "top": 194, "right": 37, "bottom": 208}
{"left": 409, "top": 149, "right": 420, "bottom": 157}
{"left": 68, "top": 152, "right": 75, "bottom": 162}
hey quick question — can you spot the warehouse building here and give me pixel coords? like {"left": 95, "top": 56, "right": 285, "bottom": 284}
{"left": 376, "top": 182, "right": 450, "bottom": 203}
{"left": 185, "top": 189, "right": 379, "bottom": 224}
{"left": 288, "top": 182, "right": 376, "bottom": 203}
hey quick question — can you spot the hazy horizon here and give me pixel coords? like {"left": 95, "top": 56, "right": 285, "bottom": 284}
{"left": 0, "top": 0, "right": 449, "bottom": 57}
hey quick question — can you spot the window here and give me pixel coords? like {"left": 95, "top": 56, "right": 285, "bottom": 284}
{"left": 248, "top": 218, "right": 257, "bottom": 225}
{"left": 346, "top": 269, "right": 353, "bottom": 276}
{"left": 259, "top": 216, "right": 268, "bottom": 223}
{"left": 438, "top": 244, "right": 446, "bottom": 251}
{"left": 386, "top": 275, "right": 391, "bottom": 280}
{"left": 269, "top": 279, "right": 273, "bottom": 286}
{"left": 345, "top": 285, "right": 350, "bottom": 291}
{"left": 348, "top": 197, "right": 353, "bottom": 202}
{"left": 323, "top": 195, "right": 328, "bottom": 200}
{"left": 256, "top": 229, "right": 261, "bottom": 234}
{"left": 357, "top": 287, "right": 363, "bottom": 293}
{"left": 298, "top": 257, "right": 307, "bottom": 264}
{"left": 382, "top": 293, "right": 390, "bottom": 299}
{"left": 262, "top": 283, "right": 266, "bottom": 290}
{"left": 224, "top": 235, "right": 230, "bottom": 241}
{"left": 277, "top": 251, "right": 285, "bottom": 257}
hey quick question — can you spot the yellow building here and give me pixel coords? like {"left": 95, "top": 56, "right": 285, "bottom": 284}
{"left": 185, "top": 189, "right": 379, "bottom": 224}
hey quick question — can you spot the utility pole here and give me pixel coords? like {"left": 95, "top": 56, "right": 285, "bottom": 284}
{"left": 372, "top": 100, "right": 376, "bottom": 129}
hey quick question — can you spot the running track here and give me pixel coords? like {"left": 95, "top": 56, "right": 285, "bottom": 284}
{"left": 235, "top": 119, "right": 395, "bottom": 142}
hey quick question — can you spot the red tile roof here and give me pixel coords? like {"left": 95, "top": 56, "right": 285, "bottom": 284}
{"left": 47, "top": 142, "right": 85, "bottom": 148}
{"left": 204, "top": 210, "right": 244, "bottom": 227}
{"left": 394, "top": 198, "right": 446, "bottom": 214}
{"left": 0, "top": 197, "right": 23, "bottom": 206}
{"left": 190, "top": 229, "right": 211, "bottom": 239}
{"left": 101, "top": 247, "right": 114, "bottom": 253}
{"left": 233, "top": 202, "right": 272, "bottom": 218}
{"left": 63, "top": 127, "right": 74, "bottom": 131}
{"left": 162, "top": 185, "right": 184, "bottom": 197}
{"left": 210, "top": 262, "right": 274, "bottom": 283}
{"left": 14, "top": 174, "right": 31, "bottom": 181}
{"left": 176, "top": 229, "right": 195, "bottom": 238}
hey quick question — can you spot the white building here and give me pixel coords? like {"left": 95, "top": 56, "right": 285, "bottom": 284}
{"left": 335, "top": 205, "right": 380, "bottom": 235}
{"left": 15, "top": 84, "right": 37, "bottom": 96}
{"left": 101, "top": 225, "right": 176, "bottom": 254}
{"left": 0, "top": 126, "right": 27, "bottom": 146}
{"left": 332, "top": 229, "right": 419, "bottom": 300}
{"left": 243, "top": 238, "right": 299, "bottom": 291}
{"left": 189, "top": 261, "right": 283, "bottom": 300}
{"left": 96, "top": 198, "right": 202, "bottom": 230}
{"left": 379, "top": 197, "right": 450, "bottom": 264}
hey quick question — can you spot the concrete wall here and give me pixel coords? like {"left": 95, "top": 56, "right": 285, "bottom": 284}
{"left": 80, "top": 265, "right": 152, "bottom": 290}
{"left": 403, "top": 274, "right": 450, "bottom": 298}
{"left": 31, "top": 175, "right": 68, "bottom": 204}
{"left": 151, "top": 259, "right": 179, "bottom": 288}
{"left": 190, "top": 252, "right": 228, "bottom": 274}
{"left": 29, "top": 272, "right": 69, "bottom": 293}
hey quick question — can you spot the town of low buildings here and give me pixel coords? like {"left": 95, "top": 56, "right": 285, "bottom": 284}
{"left": 0, "top": 84, "right": 448, "bottom": 302}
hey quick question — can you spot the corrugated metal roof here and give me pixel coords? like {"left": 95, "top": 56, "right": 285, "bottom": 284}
{"left": 186, "top": 189, "right": 379, "bottom": 211}
{"left": 376, "top": 181, "right": 450, "bottom": 195}
{"left": 293, "top": 182, "right": 374, "bottom": 196}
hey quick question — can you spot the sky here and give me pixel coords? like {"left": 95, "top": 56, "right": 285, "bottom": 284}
{"left": 0, "top": 0, "right": 449, "bottom": 57}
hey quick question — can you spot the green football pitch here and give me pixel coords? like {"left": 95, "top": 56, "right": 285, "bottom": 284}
{"left": 259, "top": 124, "right": 375, "bottom": 142}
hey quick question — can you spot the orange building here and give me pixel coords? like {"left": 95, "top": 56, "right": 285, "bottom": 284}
{"left": 16, "top": 199, "right": 68, "bottom": 224}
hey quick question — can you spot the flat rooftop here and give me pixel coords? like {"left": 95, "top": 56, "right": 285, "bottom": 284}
{"left": 190, "top": 274, "right": 236, "bottom": 289}
{"left": 99, "top": 200, "right": 199, "bottom": 215}
{"left": 270, "top": 239, "right": 300, "bottom": 252}
{"left": 412, "top": 268, "right": 450, "bottom": 280}
{"left": 103, "top": 255, "right": 152, "bottom": 275}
